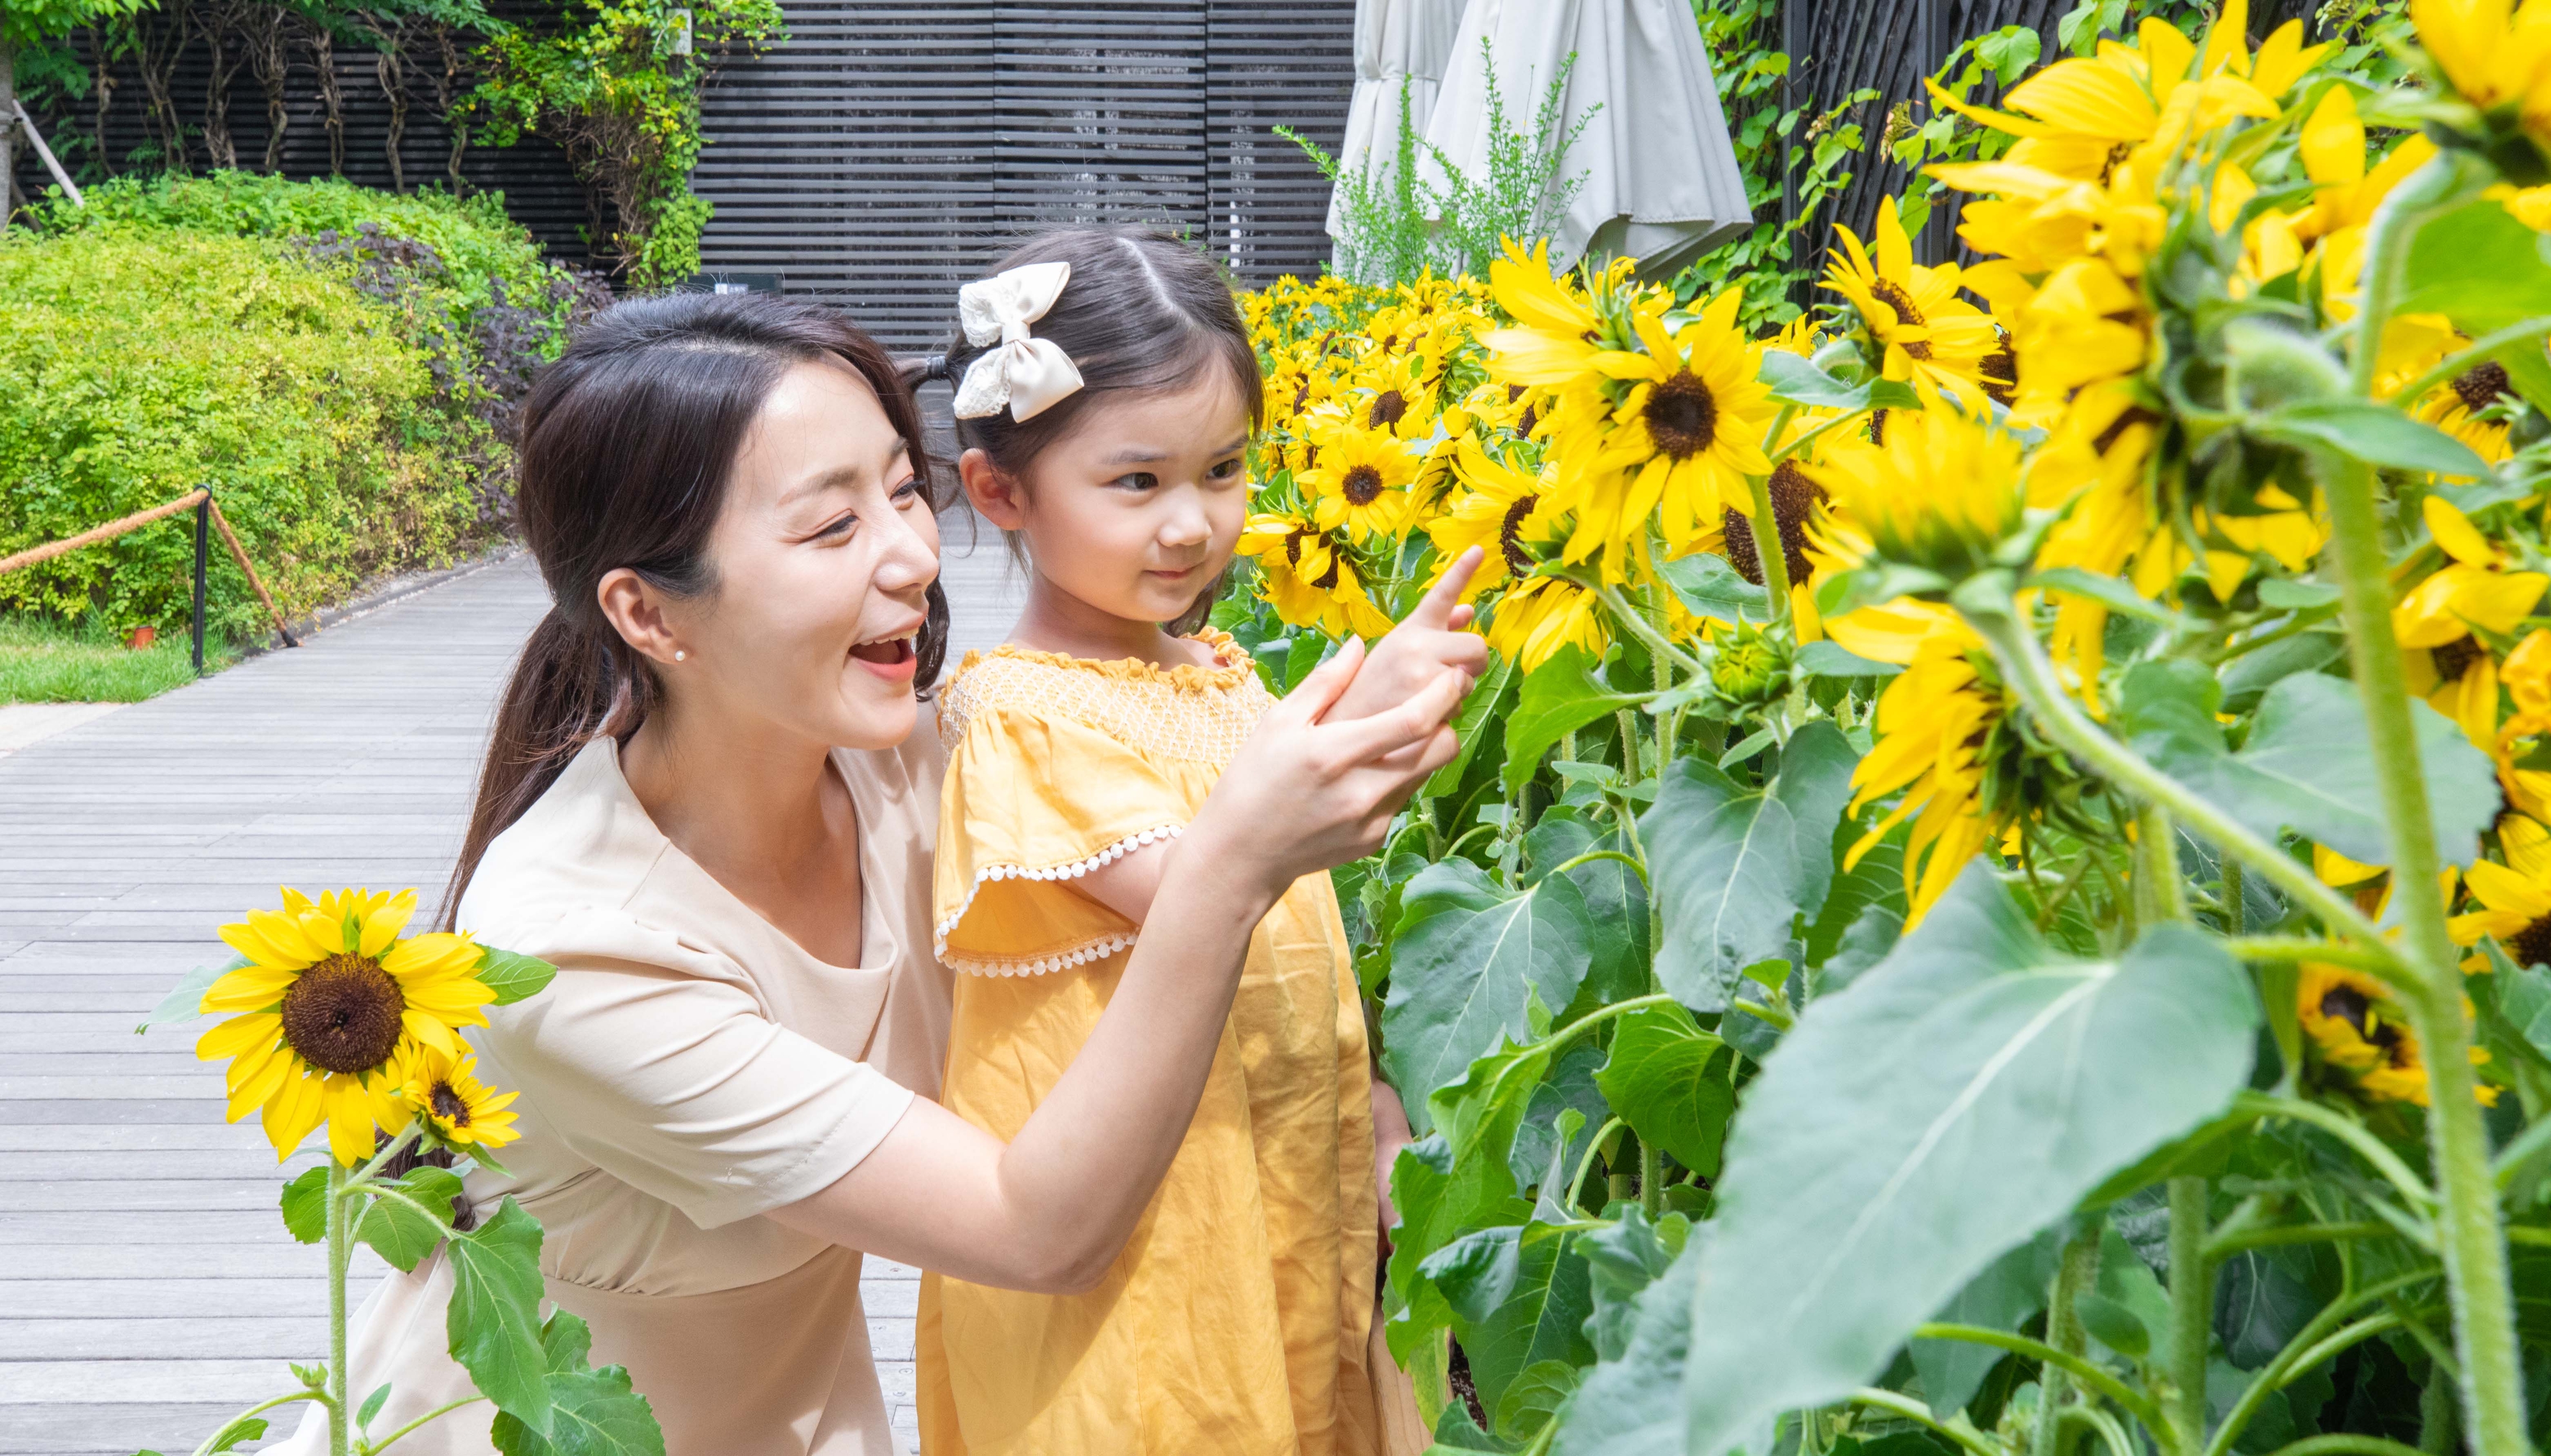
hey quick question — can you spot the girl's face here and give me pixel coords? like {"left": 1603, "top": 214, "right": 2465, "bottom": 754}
{"left": 991, "top": 371, "right": 1252, "bottom": 626}
{"left": 661, "top": 358, "right": 941, "bottom": 750}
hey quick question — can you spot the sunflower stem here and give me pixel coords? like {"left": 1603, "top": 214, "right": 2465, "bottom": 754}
{"left": 2312, "top": 440, "right": 2531, "bottom": 1456}
{"left": 1959, "top": 599, "right": 2405, "bottom": 981}
{"left": 327, "top": 1159, "right": 351, "bottom": 1456}
{"left": 1744, "top": 469, "right": 1795, "bottom": 628}
{"left": 1594, "top": 583, "right": 1707, "bottom": 677}
{"left": 2033, "top": 1221, "right": 2105, "bottom": 1456}
{"left": 2133, "top": 803, "right": 2187, "bottom": 929}
{"left": 2169, "top": 1176, "right": 2214, "bottom": 1453}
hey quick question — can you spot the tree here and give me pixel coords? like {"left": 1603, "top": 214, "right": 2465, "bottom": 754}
{"left": 1, "top": 0, "right": 151, "bottom": 216}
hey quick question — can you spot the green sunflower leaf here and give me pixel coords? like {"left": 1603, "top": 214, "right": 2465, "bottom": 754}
{"left": 490, "top": 1313, "right": 665, "bottom": 1456}
{"left": 1423, "top": 650, "right": 1517, "bottom": 799}
{"left": 355, "top": 1166, "right": 462, "bottom": 1274}
{"left": 1657, "top": 552, "right": 1770, "bottom": 624}
{"left": 2119, "top": 661, "right": 2498, "bottom": 869}
{"left": 1592, "top": 1003, "right": 1734, "bottom": 1179}
{"left": 1642, "top": 722, "right": 1858, "bottom": 1011}
{"left": 2255, "top": 400, "right": 2492, "bottom": 479}
{"left": 136, "top": 953, "right": 250, "bottom": 1034}
{"left": 278, "top": 1166, "right": 329, "bottom": 1244}
{"left": 446, "top": 1198, "right": 554, "bottom": 1438}
{"left": 1675, "top": 867, "right": 2258, "bottom": 1456}
{"left": 476, "top": 946, "right": 558, "bottom": 1007}
{"left": 1379, "top": 860, "right": 1593, "bottom": 1130}
{"left": 1503, "top": 645, "right": 1650, "bottom": 792}
{"left": 1547, "top": 1225, "right": 1707, "bottom": 1456}
{"left": 1420, "top": 1221, "right": 1596, "bottom": 1433}
{"left": 2397, "top": 197, "right": 2551, "bottom": 335}
{"left": 1908, "top": 1230, "right": 2062, "bottom": 1418}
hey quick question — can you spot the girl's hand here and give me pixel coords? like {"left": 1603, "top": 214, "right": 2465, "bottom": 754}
{"left": 1187, "top": 640, "right": 1471, "bottom": 906}
{"left": 1324, "top": 548, "right": 1489, "bottom": 731}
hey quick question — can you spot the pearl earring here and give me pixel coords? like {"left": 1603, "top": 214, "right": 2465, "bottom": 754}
{"left": 674, "top": 651, "right": 687, "bottom": 662}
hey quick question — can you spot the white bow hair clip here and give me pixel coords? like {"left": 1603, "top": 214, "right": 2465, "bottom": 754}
{"left": 952, "top": 261, "right": 1085, "bottom": 422}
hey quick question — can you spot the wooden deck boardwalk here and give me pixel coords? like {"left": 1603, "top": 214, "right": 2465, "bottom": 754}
{"left": 0, "top": 520, "right": 1028, "bottom": 1455}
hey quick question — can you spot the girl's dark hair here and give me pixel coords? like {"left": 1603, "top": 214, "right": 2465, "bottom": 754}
{"left": 444, "top": 291, "right": 948, "bottom": 923}
{"left": 945, "top": 228, "right": 1263, "bottom": 633}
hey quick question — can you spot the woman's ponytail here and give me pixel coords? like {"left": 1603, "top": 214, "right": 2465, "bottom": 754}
{"left": 439, "top": 293, "right": 945, "bottom": 925}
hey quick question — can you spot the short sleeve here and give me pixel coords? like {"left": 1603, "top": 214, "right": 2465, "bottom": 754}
{"left": 933, "top": 705, "right": 1193, "bottom": 976}
{"left": 475, "top": 913, "right": 916, "bottom": 1231}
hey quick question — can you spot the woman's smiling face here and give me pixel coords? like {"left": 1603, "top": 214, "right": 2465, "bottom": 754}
{"left": 670, "top": 357, "right": 942, "bottom": 750}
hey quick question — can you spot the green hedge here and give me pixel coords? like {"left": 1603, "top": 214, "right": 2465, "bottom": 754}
{"left": 1, "top": 173, "right": 599, "bottom": 640}
{"left": 0, "top": 226, "right": 479, "bottom": 636}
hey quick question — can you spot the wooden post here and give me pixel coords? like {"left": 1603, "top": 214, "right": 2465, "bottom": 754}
{"left": 193, "top": 493, "right": 209, "bottom": 675}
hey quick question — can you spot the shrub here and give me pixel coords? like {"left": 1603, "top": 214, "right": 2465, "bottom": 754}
{"left": 38, "top": 172, "right": 610, "bottom": 525}
{"left": 0, "top": 226, "right": 483, "bottom": 638}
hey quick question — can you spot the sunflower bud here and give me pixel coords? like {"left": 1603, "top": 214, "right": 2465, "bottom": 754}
{"left": 1710, "top": 619, "right": 1791, "bottom": 703}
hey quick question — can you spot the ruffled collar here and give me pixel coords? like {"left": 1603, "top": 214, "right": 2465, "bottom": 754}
{"left": 957, "top": 628, "right": 1254, "bottom": 693}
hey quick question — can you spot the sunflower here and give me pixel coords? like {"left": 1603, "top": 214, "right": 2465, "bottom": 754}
{"left": 2417, "top": 358, "right": 2524, "bottom": 463}
{"left": 1832, "top": 603, "right": 2011, "bottom": 927}
{"left": 1821, "top": 196, "right": 2004, "bottom": 404}
{"left": 1480, "top": 238, "right": 1606, "bottom": 389}
{"left": 2408, "top": 0, "right": 2551, "bottom": 166}
{"left": 1427, "top": 438, "right": 1562, "bottom": 598}
{"left": 1235, "top": 514, "right": 1395, "bottom": 638}
{"left": 1561, "top": 288, "right": 1776, "bottom": 555}
{"left": 196, "top": 888, "right": 495, "bottom": 1163}
{"left": 2395, "top": 496, "right": 2548, "bottom": 663}
{"left": 1927, "top": 1, "right": 2296, "bottom": 184}
{"left": 401, "top": 1043, "right": 522, "bottom": 1154}
{"left": 1807, "top": 402, "right": 2028, "bottom": 583}
{"left": 1485, "top": 573, "right": 1608, "bottom": 671}
{"left": 2298, "top": 963, "right": 2436, "bottom": 1105}
{"left": 1353, "top": 351, "right": 1443, "bottom": 443}
{"left": 1301, "top": 424, "right": 1418, "bottom": 541}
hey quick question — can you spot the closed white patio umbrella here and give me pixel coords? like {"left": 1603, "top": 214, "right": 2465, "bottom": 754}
{"left": 1327, "top": 0, "right": 1471, "bottom": 239}
{"left": 1422, "top": 0, "right": 1753, "bottom": 276}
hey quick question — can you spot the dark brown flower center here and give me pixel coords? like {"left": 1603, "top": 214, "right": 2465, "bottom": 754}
{"left": 1867, "top": 278, "right": 1934, "bottom": 359}
{"left": 1517, "top": 402, "right": 1538, "bottom": 438}
{"left": 1292, "top": 379, "right": 1311, "bottom": 413}
{"left": 1645, "top": 370, "right": 1720, "bottom": 460}
{"left": 1341, "top": 464, "right": 1386, "bottom": 506}
{"left": 2320, "top": 982, "right": 2371, "bottom": 1036}
{"left": 278, "top": 953, "right": 407, "bottom": 1075}
{"left": 1499, "top": 494, "right": 1541, "bottom": 578}
{"left": 1368, "top": 389, "right": 1409, "bottom": 431}
{"left": 1982, "top": 327, "right": 2018, "bottom": 406}
{"left": 2100, "top": 141, "right": 2133, "bottom": 186}
{"left": 2455, "top": 360, "right": 2515, "bottom": 413}
{"left": 2432, "top": 635, "right": 2487, "bottom": 683}
{"left": 2510, "top": 915, "right": 2551, "bottom": 971}
{"left": 430, "top": 1082, "right": 472, "bottom": 1127}
{"left": 1867, "top": 408, "right": 1888, "bottom": 446}
{"left": 1721, "top": 460, "right": 1828, "bottom": 587}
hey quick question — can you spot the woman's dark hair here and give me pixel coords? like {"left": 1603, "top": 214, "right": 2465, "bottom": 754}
{"left": 444, "top": 292, "right": 949, "bottom": 923}
{"left": 945, "top": 228, "right": 1263, "bottom": 634}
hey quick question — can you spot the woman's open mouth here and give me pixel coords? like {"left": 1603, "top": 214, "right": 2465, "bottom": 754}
{"left": 849, "top": 633, "right": 917, "bottom": 681}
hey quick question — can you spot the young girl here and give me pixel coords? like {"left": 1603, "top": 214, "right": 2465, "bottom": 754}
{"left": 916, "top": 231, "right": 1480, "bottom": 1455}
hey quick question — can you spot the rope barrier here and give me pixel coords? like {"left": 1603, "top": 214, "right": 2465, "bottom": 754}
{"left": 0, "top": 489, "right": 207, "bottom": 577}
{"left": 0, "top": 485, "right": 300, "bottom": 653}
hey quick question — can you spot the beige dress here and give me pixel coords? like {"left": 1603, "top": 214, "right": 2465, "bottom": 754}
{"left": 274, "top": 734, "right": 952, "bottom": 1456}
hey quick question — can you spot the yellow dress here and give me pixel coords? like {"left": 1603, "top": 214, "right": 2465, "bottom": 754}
{"left": 918, "top": 631, "right": 1383, "bottom": 1456}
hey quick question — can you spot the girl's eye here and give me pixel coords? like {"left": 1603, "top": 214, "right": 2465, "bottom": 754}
{"left": 1114, "top": 471, "right": 1161, "bottom": 491}
{"left": 1207, "top": 457, "right": 1246, "bottom": 482}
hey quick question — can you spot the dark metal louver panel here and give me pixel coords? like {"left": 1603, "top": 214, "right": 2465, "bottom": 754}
{"left": 1206, "top": 0, "right": 1356, "bottom": 286}
{"left": 690, "top": 0, "right": 1355, "bottom": 349}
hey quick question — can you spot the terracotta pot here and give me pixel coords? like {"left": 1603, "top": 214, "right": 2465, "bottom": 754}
{"left": 123, "top": 626, "right": 157, "bottom": 650}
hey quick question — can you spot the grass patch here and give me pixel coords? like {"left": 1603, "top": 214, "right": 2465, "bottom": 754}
{"left": 0, "top": 615, "right": 242, "bottom": 703}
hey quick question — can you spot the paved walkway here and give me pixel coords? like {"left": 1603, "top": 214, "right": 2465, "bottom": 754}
{"left": 0, "top": 518, "right": 1027, "bottom": 1455}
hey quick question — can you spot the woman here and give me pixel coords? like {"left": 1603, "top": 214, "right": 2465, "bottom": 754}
{"left": 279, "top": 293, "right": 1474, "bottom": 1455}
